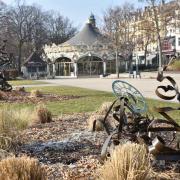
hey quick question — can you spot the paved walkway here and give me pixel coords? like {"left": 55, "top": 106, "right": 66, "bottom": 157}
{"left": 36, "top": 72, "right": 180, "bottom": 103}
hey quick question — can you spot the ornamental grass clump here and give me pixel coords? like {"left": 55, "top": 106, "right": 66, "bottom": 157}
{"left": 35, "top": 104, "right": 52, "bottom": 124}
{"left": 87, "top": 113, "right": 104, "bottom": 131}
{"left": 0, "top": 91, "right": 6, "bottom": 100}
{"left": 30, "top": 89, "right": 42, "bottom": 98}
{"left": 0, "top": 156, "right": 47, "bottom": 180}
{"left": 97, "top": 102, "right": 112, "bottom": 115}
{"left": 0, "top": 107, "right": 34, "bottom": 150}
{"left": 97, "top": 142, "right": 151, "bottom": 180}
{"left": 15, "top": 87, "right": 25, "bottom": 92}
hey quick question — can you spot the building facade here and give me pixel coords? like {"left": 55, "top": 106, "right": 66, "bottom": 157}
{"left": 44, "top": 15, "right": 119, "bottom": 78}
{"left": 131, "top": 1, "right": 180, "bottom": 67}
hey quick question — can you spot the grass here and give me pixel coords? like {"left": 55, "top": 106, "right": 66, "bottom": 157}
{"left": 27, "top": 86, "right": 115, "bottom": 115}
{"left": 0, "top": 86, "right": 179, "bottom": 123}
{"left": 0, "top": 107, "right": 35, "bottom": 150}
{"left": 0, "top": 156, "right": 47, "bottom": 180}
{"left": 8, "top": 80, "right": 48, "bottom": 86}
{"left": 168, "top": 59, "right": 180, "bottom": 71}
{"left": 97, "top": 143, "right": 150, "bottom": 180}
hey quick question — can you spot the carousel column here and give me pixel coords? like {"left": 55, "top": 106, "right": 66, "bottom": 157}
{"left": 46, "top": 64, "right": 49, "bottom": 78}
{"left": 72, "top": 55, "right": 78, "bottom": 78}
{"left": 52, "top": 63, "right": 56, "bottom": 78}
{"left": 103, "top": 61, "right": 107, "bottom": 75}
{"left": 74, "top": 63, "right": 77, "bottom": 77}
{"left": 102, "top": 54, "right": 108, "bottom": 76}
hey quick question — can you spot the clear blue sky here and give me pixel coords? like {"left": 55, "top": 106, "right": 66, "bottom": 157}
{"left": 3, "top": 0, "right": 144, "bottom": 28}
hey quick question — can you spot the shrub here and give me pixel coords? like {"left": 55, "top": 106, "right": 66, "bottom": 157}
{"left": 34, "top": 104, "right": 52, "bottom": 124}
{"left": 30, "top": 89, "right": 42, "bottom": 97}
{"left": 0, "top": 156, "right": 47, "bottom": 180}
{"left": 87, "top": 113, "right": 104, "bottom": 131}
{"left": 97, "top": 142, "right": 151, "bottom": 180}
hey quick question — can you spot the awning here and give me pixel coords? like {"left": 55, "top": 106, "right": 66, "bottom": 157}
{"left": 146, "top": 54, "right": 156, "bottom": 61}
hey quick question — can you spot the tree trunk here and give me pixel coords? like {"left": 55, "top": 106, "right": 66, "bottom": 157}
{"left": 115, "top": 48, "right": 119, "bottom": 78}
{"left": 157, "top": 34, "right": 163, "bottom": 68}
{"left": 18, "top": 41, "right": 23, "bottom": 74}
{"left": 144, "top": 38, "right": 149, "bottom": 66}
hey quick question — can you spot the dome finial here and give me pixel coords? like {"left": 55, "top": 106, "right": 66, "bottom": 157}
{"left": 88, "top": 13, "right": 96, "bottom": 27}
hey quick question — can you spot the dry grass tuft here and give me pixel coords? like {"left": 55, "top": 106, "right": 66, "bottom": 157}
{"left": 0, "top": 149, "right": 13, "bottom": 160}
{"left": 0, "top": 91, "right": 6, "bottom": 100}
{"left": 30, "top": 89, "right": 43, "bottom": 97}
{"left": 167, "top": 60, "right": 180, "bottom": 71}
{"left": 97, "top": 102, "right": 112, "bottom": 115}
{"left": 0, "top": 107, "right": 34, "bottom": 150}
{"left": 87, "top": 113, "right": 104, "bottom": 131}
{"left": 34, "top": 104, "right": 52, "bottom": 124}
{"left": 97, "top": 142, "right": 151, "bottom": 180}
{"left": 15, "top": 87, "right": 26, "bottom": 92}
{"left": 150, "top": 170, "right": 180, "bottom": 180}
{"left": 0, "top": 156, "right": 47, "bottom": 180}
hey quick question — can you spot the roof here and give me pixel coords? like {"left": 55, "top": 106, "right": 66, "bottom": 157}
{"left": 24, "top": 52, "right": 47, "bottom": 67}
{"left": 63, "top": 22, "right": 109, "bottom": 46}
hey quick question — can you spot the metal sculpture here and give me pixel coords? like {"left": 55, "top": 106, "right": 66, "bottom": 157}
{"left": 98, "top": 59, "right": 180, "bottom": 161}
{"left": 0, "top": 40, "right": 12, "bottom": 91}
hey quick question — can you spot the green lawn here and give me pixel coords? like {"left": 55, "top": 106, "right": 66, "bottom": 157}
{"left": 0, "top": 86, "right": 179, "bottom": 123}
{"left": 8, "top": 80, "right": 49, "bottom": 86}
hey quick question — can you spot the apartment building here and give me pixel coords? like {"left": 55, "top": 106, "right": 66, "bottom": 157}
{"left": 132, "top": 1, "right": 180, "bottom": 67}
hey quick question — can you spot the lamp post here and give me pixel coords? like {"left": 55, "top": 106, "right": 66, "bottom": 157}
{"left": 102, "top": 54, "right": 108, "bottom": 76}
{"left": 73, "top": 54, "right": 78, "bottom": 77}
{"left": 88, "top": 52, "right": 92, "bottom": 76}
{"left": 115, "top": 47, "right": 119, "bottom": 78}
{"left": 136, "top": 54, "right": 139, "bottom": 77}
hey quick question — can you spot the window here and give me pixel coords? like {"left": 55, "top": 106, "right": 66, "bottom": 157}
{"left": 39, "top": 66, "right": 46, "bottom": 72}
{"left": 178, "top": 38, "right": 180, "bottom": 46}
{"left": 27, "top": 67, "right": 37, "bottom": 73}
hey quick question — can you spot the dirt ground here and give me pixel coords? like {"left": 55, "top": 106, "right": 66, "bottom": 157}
{"left": 14, "top": 113, "right": 180, "bottom": 180}
{"left": 18, "top": 114, "right": 105, "bottom": 179}
{"left": 0, "top": 90, "right": 82, "bottom": 104}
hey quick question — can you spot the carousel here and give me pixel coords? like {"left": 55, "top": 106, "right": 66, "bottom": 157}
{"left": 44, "top": 14, "right": 123, "bottom": 78}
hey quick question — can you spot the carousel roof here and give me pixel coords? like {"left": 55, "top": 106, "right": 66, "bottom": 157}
{"left": 24, "top": 52, "right": 47, "bottom": 67}
{"left": 63, "top": 15, "right": 109, "bottom": 46}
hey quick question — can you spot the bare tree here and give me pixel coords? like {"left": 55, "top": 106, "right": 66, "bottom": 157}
{"left": 103, "top": 3, "right": 136, "bottom": 77}
{"left": 0, "top": 0, "right": 77, "bottom": 74}
{"left": 4, "top": 0, "right": 43, "bottom": 73}
{"left": 139, "top": 0, "right": 178, "bottom": 68}
{"left": 47, "top": 13, "right": 77, "bottom": 45}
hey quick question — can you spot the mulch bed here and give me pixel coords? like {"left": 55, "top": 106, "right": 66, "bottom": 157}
{"left": 0, "top": 90, "right": 83, "bottom": 104}
{"left": 16, "top": 114, "right": 107, "bottom": 179}
{"left": 2, "top": 113, "right": 179, "bottom": 179}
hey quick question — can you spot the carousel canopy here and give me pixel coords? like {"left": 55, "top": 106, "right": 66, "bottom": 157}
{"left": 63, "top": 14, "right": 109, "bottom": 46}
{"left": 24, "top": 52, "right": 47, "bottom": 67}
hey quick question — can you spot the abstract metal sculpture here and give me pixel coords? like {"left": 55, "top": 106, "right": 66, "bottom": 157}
{"left": 98, "top": 60, "right": 180, "bottom": 161}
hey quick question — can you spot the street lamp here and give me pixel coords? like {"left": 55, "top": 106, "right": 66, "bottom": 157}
{"left": 88, "top": 52, "right": 92, "bottom": 76}
{"left": 115, "top": 48, "right": 119, "bottom": 78}
{"left": 102, "top": 54, "right": 108, "bottom": 76}
{"left": 72, "top": 54, "right": 78, "bottom": 77}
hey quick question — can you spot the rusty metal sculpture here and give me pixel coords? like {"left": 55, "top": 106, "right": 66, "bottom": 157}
{"left": 0, "top": 40, "right": 12, "bottom": 91}
{"left": 99, "top": 59, "right": 180, "bottom": 161}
